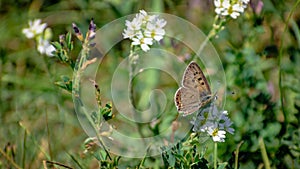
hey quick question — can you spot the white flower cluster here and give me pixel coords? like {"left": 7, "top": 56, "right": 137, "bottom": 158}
{"left": 22, "top": 19, "right": 55, "bottom": 57}
{"left": 123, "top": 10, "right": 167, "bottom": 52}
{"left": 214, "top": 0, "right": 250, "bottom": 19}
{"left": 191, "top": 104, "right": 234, "bottom": 142}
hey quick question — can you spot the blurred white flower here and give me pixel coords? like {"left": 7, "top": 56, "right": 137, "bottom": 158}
{"left": 132, "top": 35, "right": 153, "bottom": 52}
{"left": 145, "top": 22, "right": 165, "bottom": 41}
{"left": 123, "top": 28, "right": 136, "bottom": 39}
{"left": 123, "top": 9, "right": 166, "bottom": 52}
{"left": 139, "top": 10, "right": 157, "bottom": 23}
{"left": 37, "top": 38, "right": 55, "bottom": 57}
{"left": 154, "top": 18, "right": 167, "bottom": 28}
{"left": 125, "top": 18, "right": 142, "bottom": 31}
{"left": 214, "top": 0, "right": 249, "bottom": 19}
{"left": 207, "top": 127, "right": 226, "bottom": 142}
{"left": 214, "top": 0, "right": 230, "bottom": 15}
{"left": 22, "top": 19, "right": 47, "bottom": 39}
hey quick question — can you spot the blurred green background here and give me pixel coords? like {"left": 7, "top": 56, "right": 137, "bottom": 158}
{"left": 1, "top": 0, "right": 300, "bottom": 168}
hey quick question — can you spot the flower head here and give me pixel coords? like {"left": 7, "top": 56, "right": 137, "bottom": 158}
{"left": 37, "top": 37, "right": 55, "bottom": 57}
{"left": 214, "top": 0, "right": 250, "bottom": 19}
{"left": 22, "top": 19, "right": 47, "bottom": 39}
{"left": 191, "top": 104, "right": 234, "bottom": 142}
{"left": 145, "top": 22, "right": 165, "bottom": 41}
{"left": 207, "top": 127, "right": 226, "bottom": 142}
{"left": 123, "top": 10, "right": 167, "bottom": 52}
{"left": 23, "top": 19, "right": 55, "bottom": 57}
{"left": 132, "top": 34, "right": 153, "bottom": 52}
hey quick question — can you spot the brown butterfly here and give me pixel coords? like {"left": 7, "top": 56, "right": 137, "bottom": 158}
{"left": 174, "top": 61, "right": 215, "bottom": 116}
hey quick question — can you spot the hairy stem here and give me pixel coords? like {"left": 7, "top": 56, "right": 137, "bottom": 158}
{"left": 72, "top": 44, "right": 111, "bottom": 160}
{"left": 128, "top": 46, "right": 146, "bottom": 140}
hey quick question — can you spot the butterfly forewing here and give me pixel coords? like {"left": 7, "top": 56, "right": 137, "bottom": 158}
{"left": 174, "top": 61, "right": 213, "bottom": 116}
{"left": 182, "top": 62, "right": 211, "bottom": 96}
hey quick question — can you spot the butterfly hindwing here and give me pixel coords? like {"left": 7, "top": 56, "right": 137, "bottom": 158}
{"left": 175, "top": 87, "right": 202, "bottom": 115}
{"left": 174, "top": 61, "right": 213, "bottom": 115}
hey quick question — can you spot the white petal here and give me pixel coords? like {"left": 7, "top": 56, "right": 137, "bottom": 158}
{"left": 139, "top": 10, "right": 147, "bottom": 16}
{"left": 154, "top": 35, "right": 163, "bottom": 41}
{"left": 143, "top": 37, "right": 153, "bottom": 45}
{"left": 22, "top": 28, "right": 34, "bottom": 38}
{"left": 45, "top": 44, "right": 55, "bottom": 56}
{"left": 132, "top": 38, "right": 141, "bottom": 45}
{"left": 140, "top": 44, "right": 150, "bottom": 51}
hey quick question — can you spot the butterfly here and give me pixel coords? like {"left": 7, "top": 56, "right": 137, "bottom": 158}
{"left": 174, "top": 61, "right": 215, "bottom": 116}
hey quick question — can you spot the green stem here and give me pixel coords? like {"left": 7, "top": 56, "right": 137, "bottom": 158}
{"left": 45, "top": 110, "right": 53, "bottom": 160}
{"left": 19, "top": 122, "right": 51, "bottom": 160}
{"left": 278, "top": 0, "right": 300, "bottom": 129}
{"left": 234, "top": 141, "right": 244, "bottom": 169}
{"left": 214, "top": 142, "right": 218, "bottom": 169}
{"left": 72, "top": 44, "right": 112, "bottom": 160}
{"left": 259, "top": 137, "right": 270, "bottom": 169}
{"left": 128, "top": 46, "right": 146, "bottom": 140}
{"left": 22, "top": 129, "right": 27, "bottom": 168}
{"left": 193, "top": 16, "right": 225, "bottom": 61}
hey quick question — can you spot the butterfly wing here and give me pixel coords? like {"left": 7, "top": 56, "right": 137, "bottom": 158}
{"left": 175, "top": 87, "right": 202, "bottom": 115}
{"left": 174, "top": 61, "right": 213, "bottom": 115}
{"left": 182, "top": 61, "right": 211, "bottom": 97}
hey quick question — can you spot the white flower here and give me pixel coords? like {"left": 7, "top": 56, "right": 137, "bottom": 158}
{"left": 125, "top": 17, "right": 142, "bottom": 31}
{"left": 225, "top": 8, "right": 241, "bottom": 19}
{"left": 208, "top": 127, "right": 226, "bottom": 142}
{"left": 123, "top": 28, "right": 136, "bottom": 39}
{"left": 123, "top": 9, "right": 166, "bottom": 52}
{"left": 138, "top": 10, "right": 157, "bottom": 23}
{"left": 22, "top": 19, "right": 47, "bottom": 39}
{"left": 145, "top": 22, "right": 165, "bottom": 41}
{"left": 132, "top": 35, "right": 153, "bottom": 52}
{"left": 214, "top": 0, "right": 249, "bottom": 19}
{"left": 139, "top": 10, "right": 147, "bottom": 16}
{"left": 37, "top": 38, "right": 55, "bottom": 56}
{"left": 154, "top": 18, "right": 167, "bottom": 29}
{"left": 214, "top": 0, "right": 230, "bottom": 15}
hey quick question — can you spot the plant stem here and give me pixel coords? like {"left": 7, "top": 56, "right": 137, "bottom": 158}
{"left": 72, "top": 43, "right": 111, "bottom": 160}
{"left": 278, "top": 0, "right": 300, "bottom": 130}
{"left": 128, "top": 46, "right": 146, "bottom": 140}
{"left": 43, "top": 160, "right": 73, "bottom": 169}
{"left": 214, "top": 142, "right": 218, "bottom": 169}
{"left": 234, "top": 141, "right": 244, "bottom": 169}
{"left": 19, "top": 122, "right": 51, "bottom": 160}
{"left": 259, "top": 137, "right": 270, "bottom": 169}
{"left": 22, "top": 129, "right": 27, "bottom": 168}
{"left": 45, "top": 110, "right": 53, "bottom": 160}
{"left": 194, "top": 16, "right": 225, "bottom": 61}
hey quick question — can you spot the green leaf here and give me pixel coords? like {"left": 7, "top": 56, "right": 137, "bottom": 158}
{"left": 54, "top": 75, "right": 72, "bottom": 92}
{"left": 66, "top": 32, "right": 73, "bottom": 51}
{"left": 51, "top": 41, "right": 62, "bottom": 50}
{"left": 217, "top": 162, "right": 228, "bottom": 169}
